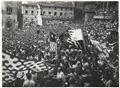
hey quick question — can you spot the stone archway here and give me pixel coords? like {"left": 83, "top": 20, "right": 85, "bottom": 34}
{"left": 6, "top": 17, "right": 13, "bottom": 28}
{"left": 6, "top": 20, "right": 12, "bottom": 28}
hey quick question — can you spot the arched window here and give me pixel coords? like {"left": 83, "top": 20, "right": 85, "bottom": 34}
{"left": 43, "top": 11, "right": 45, "bottom": 15}
{"left": 49, "top": 12, "right": 51, "bottom": 15}
{"left": 7, "top": 6, "right": 12, "bottom": 15}
{"left": 25, "top": 10, "right": 28, "bottom": 14}
{"left": 60, "top": 12, "right": 62, "bottom": 16}
{"left": 54, "top": 12, "right": 57, "bottom": 16}
{"left": 31, "top": 11, "right": 34, "bottom": 15}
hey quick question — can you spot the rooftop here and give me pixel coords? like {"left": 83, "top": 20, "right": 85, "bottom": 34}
{"left": 22, "top": 2, "right": 75, "bottom": 8}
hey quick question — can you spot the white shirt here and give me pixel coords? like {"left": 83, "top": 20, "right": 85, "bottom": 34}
{"left": 23, "top": 79, "right": 35, "bottom": 87}
{"left": 57, "top": 71, "right": 65, "bottom": 79}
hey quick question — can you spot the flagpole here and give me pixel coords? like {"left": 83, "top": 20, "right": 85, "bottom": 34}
{"left": 37, "top": 4, "right": 42, "bottom": 26}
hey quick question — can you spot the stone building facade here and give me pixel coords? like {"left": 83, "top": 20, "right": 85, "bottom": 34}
{"left": 22, "top": 2, "right": 75, "bottom": 25}
{"left": 2, "top": 1, "right": 21, "bottom": 28}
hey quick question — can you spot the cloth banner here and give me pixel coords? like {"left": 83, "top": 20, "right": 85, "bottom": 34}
{"left": 2, "top": 52, "right": 54, "bottom": 86}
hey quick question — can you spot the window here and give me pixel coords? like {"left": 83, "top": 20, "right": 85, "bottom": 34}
{"left": 26, "top": 5, "right": 28, "bottom": 8}
{"left": 49, "top": 7, "right": 51, "bottom": 9}
{"left": 31, "top": 11, "right": 33, "bottom": 14}
{"left": 60, "top": 12, "right": 62, "bottom": 16}
{"left": 64, "top": 12, "right": 67, "bottom": 16}
{"left": 54, "top": 7, "right": 56, "bottom": 10}
{"left": 54, "top": 12, "right": 57, "bottom": 16}
{"left": 49, "top": 12, "right": 51, "bottom": 15}
{"left": 25, "top": 18, "right": 27, "bottom": 20}
{"left": 70, "top": 8, "right": 72, "bottom": 11}
{"left": 7, "top": 6, "right": 12, "bottom": 15}
{"left": 61, "top": 8, "right": 63, "bottom": 10}
{"left": 25, "top": 10, "right": 28, "bottom": 14}
{"left": 43, "top": 11, "right": 45, "bottom": 15}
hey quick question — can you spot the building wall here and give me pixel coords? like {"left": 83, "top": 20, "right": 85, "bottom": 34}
{"left": 42, "top": 6, "right": 74, "bottom": 19}
{"left": 2, "top": 1, "right": 21, "bottom": 28}
{"left": 22, "top": 5, "right": 38, "bottom": 15}
{"left": 22, "top": 5, "right": 38, "bottom": 24}
{"left": 22, "top": 4, "right": 74, "bottom": 25}
{"left": 75, "top": 2, "right": 84, "bottom": 9}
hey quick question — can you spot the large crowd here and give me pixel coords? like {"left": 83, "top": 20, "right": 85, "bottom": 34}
{"left": 95, "top": 8, "right": 118, "bottom": 17}
{"left": 2, "top": 6, "right": 119, "bottom": 87}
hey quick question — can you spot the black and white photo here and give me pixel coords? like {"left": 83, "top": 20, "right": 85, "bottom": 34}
{"left": 2, "top": 1, "right": 119, "bottom": 87}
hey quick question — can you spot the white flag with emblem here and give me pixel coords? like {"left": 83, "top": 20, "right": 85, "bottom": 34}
{"left": 68, "top": 29, "right": 85, "bottom": 49}
{"left": 68, "top": 29, "right": 83, "bottom": 41}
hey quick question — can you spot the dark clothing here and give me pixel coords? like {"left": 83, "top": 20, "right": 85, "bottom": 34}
{"left": 14, "top": 78, "right": 24, "bottom": 87}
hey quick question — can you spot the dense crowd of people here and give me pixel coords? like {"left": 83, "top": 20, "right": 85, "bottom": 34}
{"left": 2, "top": 6, "right": 119, "bottom": 87}
{"left": 95, "top": 8, "right": 118, "bottom": 17}
{"left": 84, "top": 19, "right": 118, "bottom": 42}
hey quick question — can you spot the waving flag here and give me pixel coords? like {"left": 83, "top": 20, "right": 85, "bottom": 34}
{"left": 37, "top": 4, "right": 42, "bottom": 26}
{"left": 90, "top": 38, "right": 109, "bottom": 59}
{"left": 68, "top": 29, "right": 84, "bottom": 49}
{"left": 68, "top": 29, "right": 83, "bottom": 41}
{"left": 59, "top": 29, "right": 86, "bottom": 50}
{"left": 49, "top": 32, "right": 57, "bottom": 52}
{"left": 2, "top": 52, "right": 54, "bottom": 86}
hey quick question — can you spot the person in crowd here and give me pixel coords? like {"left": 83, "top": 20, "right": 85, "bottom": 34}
{"left": 14, "top": 72, "right": 24, "bottom": 87}
{"left": 23, "top": 72, "right": 35, "bottom": 87}
{"left": 31, "top": 70, "right": 38, "bottom": 85}
{"left": 57, "top": 67, "right": 66, "bottom": 85}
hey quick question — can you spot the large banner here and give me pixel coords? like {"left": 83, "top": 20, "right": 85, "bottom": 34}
{"left": 2, "top": 52, "right": 53, "bottom": 86}
{"left": 59, "top": 29, "right": 85, "bottom": 50}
